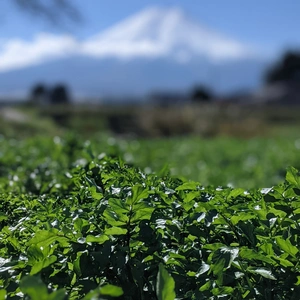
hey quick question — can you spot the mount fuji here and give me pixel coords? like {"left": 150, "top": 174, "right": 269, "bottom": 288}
{"left": 0, "top": 6, "right": 271, "bottom": 100}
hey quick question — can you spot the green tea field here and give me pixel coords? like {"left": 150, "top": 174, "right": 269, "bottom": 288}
{"left": 1, "top": 134, "right": 300, "bottom": 299}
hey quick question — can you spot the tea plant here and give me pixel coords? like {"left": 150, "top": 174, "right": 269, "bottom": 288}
{"left": 110, "top": 135, "right": 300, "bottom": 189}
{"left": 1, "top": 136, "right": 300, "bottom": 299}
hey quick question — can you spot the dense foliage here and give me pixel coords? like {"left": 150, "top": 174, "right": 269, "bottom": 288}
{"left": 105, "top": 135, "right": 300, "bottom": 189}
{"left": 1, "top": 136, "right": 300, "bottom": 299}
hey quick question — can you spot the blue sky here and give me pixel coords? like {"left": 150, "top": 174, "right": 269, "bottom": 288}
{"left": 1, "top": 0, "right": 300, "bottom": 55}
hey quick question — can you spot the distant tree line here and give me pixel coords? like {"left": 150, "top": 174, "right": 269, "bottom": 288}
{"left": 265, "top": 51, "right": 300, "bottom": 84}
{"left": 190, "top": 85, "right": 213, "bottom": 102}
{"left": 189, "top": 50, "right": 300, "bottom": 103}
{"left": 30, "top": 83, "right": 71, "bottom": 105}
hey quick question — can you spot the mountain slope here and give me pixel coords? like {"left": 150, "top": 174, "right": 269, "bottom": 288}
{"left": 0, "top": 55, "right": 268, "bottom": 99}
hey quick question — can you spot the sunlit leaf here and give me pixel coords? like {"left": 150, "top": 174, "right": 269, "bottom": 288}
{"left": 276, "top": 237, "right": 299, "bottom": 257}
{"left": 198, "top": 262, "right": 210, "bottom": 276}
{"left": 176, "top": 182, "right": 199, "bottom": 191}
{"left": 0, "top": 290, "right": 6, "bottom": 300}
{"left": 157, "top": 263, "right": 176, "bottom": 300}
{"left": 103, "top": 209, "right": 128, "bottom": 226}
{"left": 86, "top": 234, "right": 109, "bottom": 244}
{"left": 239, "top": 248, "right": 274, "bottom": 264}
{"left": 28, "top": 230, "right": 68, "bottom": 247}
{"left": 108, "top": 197, "right": 130, "bottom": 213}
{"left": 199, "top": 280, "right": 211, "bottom": 292}
{"left": 286, "top": 166, "right": 300, "bottom": 188}
{"left": 0, "top": 213, "right": 8, "bottom": 221}
{"left": 100, "top": 284, "right": 123, "bottom": 297}
{"left": 105, "top": 226, "right": 127, "bottom": 235}
{"left": 131, "top": 207, "right": 155, "bottom": 222}
{"left": 231, "top": 212, "right": 255, "bottom": 225}
{"left": 126, "top": 184, "right": 149, "bottom": 205}
{"left": 212, "top": 286, "right": 234, "bottom": 296}
{"left": 30, "top": 255, "right": 57, "bottom": 275}
{"left": 248, "top": 268, "right": 276, "bottom": 280}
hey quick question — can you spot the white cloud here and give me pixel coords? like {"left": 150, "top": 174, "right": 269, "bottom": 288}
{"left": 0, "top": 33, "right": 78, "bottom": 72}
{"left": 0, "top": 7, "right": 258, "bottom": 72}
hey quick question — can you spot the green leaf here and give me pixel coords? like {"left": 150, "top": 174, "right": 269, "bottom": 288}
{"left": 85, "top": 176, "right": 103, "bottom": 193}
{"left": 86, "top": 234, "right": 109, "bottom": 244}
{"left": 103, "top": 209, "right": 128, "bottom": 226}
{"left": 286, "top": 166, "right": 300, "bottom": 188}
{"left": 231, "top": 212, "right": 255, "bottom": 225}
{"left": 20, "top": 276, "right": 48, "bottom": 300}
{"left": 28, "top": 230, "right": 68, "bottom": 247}
{"left": 239, "top": 248, "right": 274, "bottom": 264}
{"left": 0, "top": 290, "right": 6, "bottom": 300}
{"left": 176, "top": 181, "right": 199, "bottom": 191}
{"left": 0, "top": 213, "right": 8, "bottom": 221}
{"left": 27, "top": 244, "right": 45, "bottom": 263}
{"left": 228, "top": 188, "right": 245, "bottom": 198}
{"left": 276, "top": 237, "right": 299, "bottom": 257}
{"left": 210, "top": 258, "right": 225, "bottom": 277}
{"left": 261, "top": 243, "right": 274, "bottom": 256}
{"left": 237, "top": 222, "right": 257, "bottom": 245}
{"left": 105, "top": 226, "right": 127, "bottom": 235}
{"left": 199, "top": 280, "right": 211, "bottom": 292}
{"left": 48, "top": 289, "right": 66, "bottom": 300}
{"left": 212, "top": 286, "right": 234, "bottom": 296}
{"left": 272, "top": 256, "right": 294, "bottom": 267}
{"left": 131, "top": 207, "right": 155, "bottom": 223}
{"left": 248, "top": 268, "right": 277, "bottom": 280}
{"left": 183, "top": 191, "right": 200, "bottom": 202}
{"left": 108, "top": 198, "right": 129, "bottom": 213}
{"left": 268, "top": 207, "right": 286, "bottom": 218}
{"left": 198, "top": 262, "right": 210, "bottom": 276}
{"left": 203, "top": 243, "right": 225, "bottom": 251}
{"left": 100, "top": 284, "right": 124, "bottom": 297}
{"left": 83, "top": 285, "right": 123, "bottom": 299}
{"left": 212, "top": 247, "right": 239, "bottom": 269}
{"left": 90, "top": 185, "right": 103, "bottom": 200}
{"left": 74, "top": 218, "right": 83, "bottom": 232}
{"left": 127, "top": 184, "right": 149, "bottom": 205}
{"left": 73, "top": 251, "right": 86, "bottom": 277}
{"left": 30, "top": 255, "right": 57, "bottom": 275}
{"left": 156, "top": 263, "right": 176, "bottom": 300}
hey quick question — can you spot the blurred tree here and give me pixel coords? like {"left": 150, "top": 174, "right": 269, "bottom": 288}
{"left": 30, "top": 83, "right": 48, "bottom": 105}
{"left": 12, "top": 0, "right": 82, "bottom": 25}
{"left": 49, "top": 84, "right": 70, "bottom": 104}
{"left": 190, "top": 85, "right": 213, "bottom": 102}
{"left": 265, "top": 51, "right": 300, "bottom": 84}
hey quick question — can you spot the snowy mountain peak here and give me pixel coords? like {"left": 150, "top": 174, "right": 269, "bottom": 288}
{"left": 83, "top": 6, "right": 255, "bottom": 62}
{"left": 95, "top": 6, "right": 186, "bottom": 41}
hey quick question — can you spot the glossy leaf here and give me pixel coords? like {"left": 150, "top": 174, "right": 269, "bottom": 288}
{"left": 276, "top": 237, "right": 299, "bottom": 257}
{"left": 156, "top": 264, "right": 176, "bottom": 300}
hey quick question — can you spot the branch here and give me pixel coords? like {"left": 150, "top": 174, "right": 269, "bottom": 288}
{"left": 13, "top": 0, "right": 82, "bottom": 26}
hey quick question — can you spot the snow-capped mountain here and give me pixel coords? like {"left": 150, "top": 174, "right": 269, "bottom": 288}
{"left": 81, "top": 6, "right": 254, "bottom": 62}
{"left": 0, "top": 6, "right": 271, "bottom": 99}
